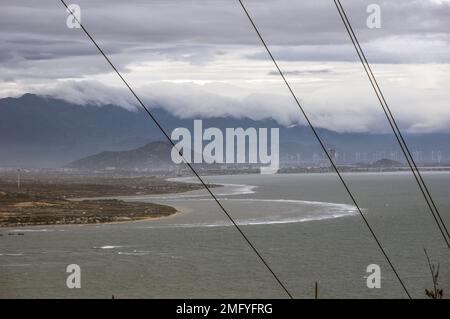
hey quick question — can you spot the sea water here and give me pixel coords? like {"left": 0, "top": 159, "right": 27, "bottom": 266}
{"left": 1, "top": 172, "right": 449, "bottom": 298}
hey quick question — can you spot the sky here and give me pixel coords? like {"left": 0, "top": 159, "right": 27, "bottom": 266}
{"left": 1, "top": 0, "right": 450, "bottom": 133}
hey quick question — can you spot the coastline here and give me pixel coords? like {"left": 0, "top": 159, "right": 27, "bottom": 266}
{"left": 0, "top": 174, "right": 218, "bottom": 228}
{"left": 5, "top": 169, "right": 443, "bottom": 228}
{"left": 0, "top": 206, "right": 186, "bottom": 230}
{"left": 0, "top": 197, "right": 178, "bottom": 228}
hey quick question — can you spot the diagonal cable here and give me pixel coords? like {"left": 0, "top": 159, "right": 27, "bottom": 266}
{"left": 59, "top": 0, "right": 293, "bottom": 299}
{"left": 334, "top": 0, "right": 450, "bottom": 249}
{"left": 236, "top": 0, "right": 411, "bottom": 298}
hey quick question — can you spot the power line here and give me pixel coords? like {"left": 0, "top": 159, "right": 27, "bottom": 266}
{"left": 237, "top": 0, "right": 411, "bottom": 298}
{"left": 334, "top": 0, "right": 450, "bottom": 249}
{"left": 59, "top": 0, "right": 293, "bottom": 299}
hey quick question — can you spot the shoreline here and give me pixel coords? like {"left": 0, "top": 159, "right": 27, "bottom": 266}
{"left": 0, "top": 197, "right": 179, "bottom": 228}
{"left": 0, "top": 213, "right": 176, "bottom": 231}
{"left": 0, "top": 175, "right": 217, "bottom": 228}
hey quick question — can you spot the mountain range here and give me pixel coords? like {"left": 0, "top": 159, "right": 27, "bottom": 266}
{"left": 1, "top": 94, "right": 449, "bottom": 168}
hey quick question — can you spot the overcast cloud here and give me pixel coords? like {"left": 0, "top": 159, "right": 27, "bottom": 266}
{"left": 1, "top": 0, "right": 450, "bottom": 133}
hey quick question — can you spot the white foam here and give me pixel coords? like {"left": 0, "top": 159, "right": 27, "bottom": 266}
{"left": 141, "top": 178, "right": 359, "bottom": 228}
{"left": 9, "top": 229, "right": 66, "bottom": 232}
{"left": 93, "top": 245, "right": 124, "bottom": 250}
{"left": 117, "top": 250, "right": 151, "bottom": 256}
{"left": 140, "top": 197, "right": 359, "bottom": 229}
{"left": 144, "top": 183, "right": 257, "bottom": 200}
{"left": 0, "top": 253, "right": 24, "bottom": 256}
{"left": 212, "top": 183, "right": 257, "bottom": 196}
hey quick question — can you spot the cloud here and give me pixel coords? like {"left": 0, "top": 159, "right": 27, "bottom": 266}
{"left": 40, "top": 81, "right": 138, "bottom": 111}
{"left": 268, "top": 68, "right": 334, "bottom": 76}
{"left": 1, "top": 0, "right": 449, "bottom": 67}
{"left": 36, "top": 72, "right": 450, "bottom": 134}
{"left": 1, "top": 0, "right": 450, "bottom": 133}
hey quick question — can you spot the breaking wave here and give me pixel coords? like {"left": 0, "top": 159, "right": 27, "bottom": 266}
{"left": 140, "top": 198, "right": 358, "bottom": 229}
{"left": 92, "top": 245, "right": 124, "bottom": 250}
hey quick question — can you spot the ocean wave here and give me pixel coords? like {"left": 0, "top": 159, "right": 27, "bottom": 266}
{"left": 141, "top": 182, "right": 257, "bottom": 200}
{"left": 134, "top": 178, "right": 359, "bottom": 228}
{"left": 117, "top": 250, "right": 151, "bottom": 256}
{"left": 9, "top": 229, "right": 67, "bottom": 232}
{"left": 140, "top": 198, "right": 358, "bottom": 229}
{"left": 92, "top": 245, "right": 124, "bottom": 250}
{"left": 213, "top": 184, "right": 257, "bottom": 196}
{"left": 156, "top": 197, "right": 358, "bottom": 211}
{"left": 0, "top": 253, "right": 24, "bottom": 256}
{"left": 236, "top": 198, "right": 357, "bottom": 211}
{"left": 141, "top": 214, "right": 351, "bottom": 229}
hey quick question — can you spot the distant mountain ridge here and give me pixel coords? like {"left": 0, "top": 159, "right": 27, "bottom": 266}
{"left": 1, "top": 94, "right": 450, "bottom": 167}
{"left": 66, "top": 141, "right": 173, "bottom": 170}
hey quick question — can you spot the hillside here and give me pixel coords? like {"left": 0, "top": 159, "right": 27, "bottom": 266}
{"left": 66, "top": 141, "right": 173, "bottom": 170}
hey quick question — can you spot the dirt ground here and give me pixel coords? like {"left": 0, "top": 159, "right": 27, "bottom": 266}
{"left": 0, "top": 171, "right": 212, "bottom": 227}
